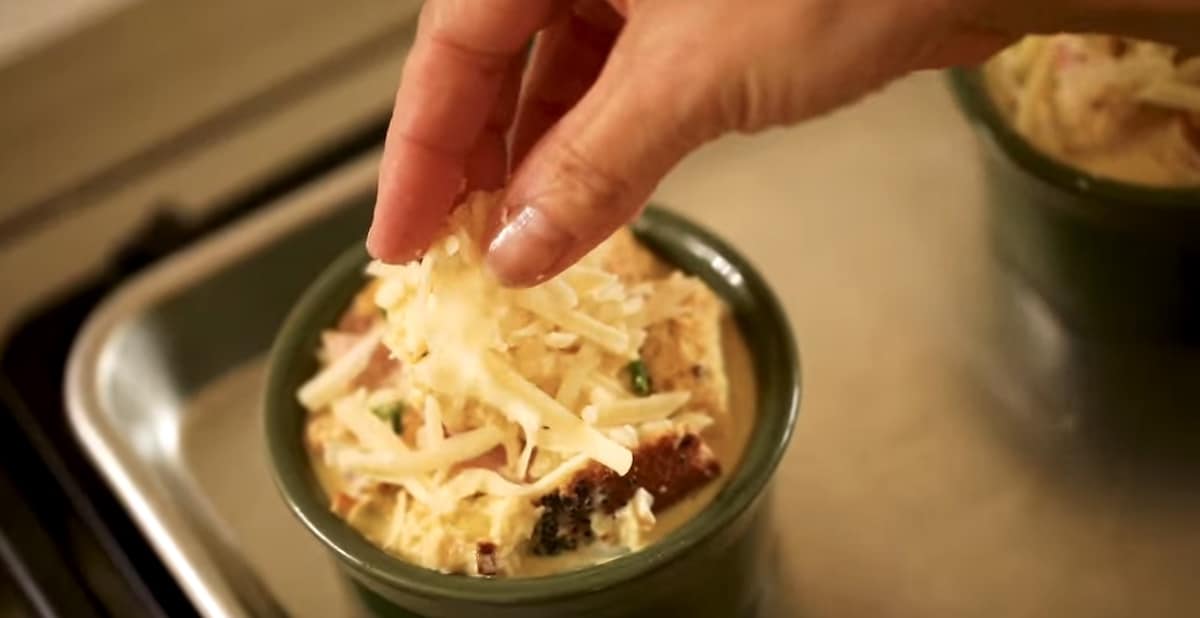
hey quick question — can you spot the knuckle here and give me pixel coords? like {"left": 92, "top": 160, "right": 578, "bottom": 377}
{"left": 559, "top": 137, "right": 637, "bottom": 210}
{"left": 720, "top": 69, "right": 781, "bottom": 133}
{"left": 530, "top": 137, "right": 638, "bottom": 240}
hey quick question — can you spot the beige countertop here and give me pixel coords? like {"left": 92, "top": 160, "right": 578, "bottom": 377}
{"left": 657, "top": 72, "right": 1198, "bottom": 617}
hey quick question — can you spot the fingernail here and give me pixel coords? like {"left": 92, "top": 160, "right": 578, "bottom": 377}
{"left": 367, "top": 211, "right": 425, "bottom": 263}
{"left": 366, "top": 224, "right": 420, "bottom": 263}
{"left": 486, "top": 206, "right": 571, "bottom": 286}
{"left": 365, "top": 223, "right": 385, "bottom": 258}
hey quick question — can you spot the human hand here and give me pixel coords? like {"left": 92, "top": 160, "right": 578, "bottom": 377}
{"left": 365, "top": 0, "right": 1194, "bottom": 286}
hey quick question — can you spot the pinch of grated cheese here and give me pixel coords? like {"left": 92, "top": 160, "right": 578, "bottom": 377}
{"left": 367, "top": 191, "right": 641, "bottom": 480}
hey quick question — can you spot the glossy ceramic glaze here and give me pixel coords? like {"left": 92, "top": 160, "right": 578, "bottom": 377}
{"left": 947, "top": 68, "right": 1200, "bottom": 343}
{"left": 264, "top": 207, "right": 801, "bottom": 618}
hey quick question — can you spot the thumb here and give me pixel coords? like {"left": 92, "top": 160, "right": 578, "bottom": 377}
{"left": 486, "top": 19, "right": 723, "bottom": 286}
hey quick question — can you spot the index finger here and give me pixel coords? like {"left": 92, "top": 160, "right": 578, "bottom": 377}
{"left": 368, "top": 0, "right": 559, "bottom": 262}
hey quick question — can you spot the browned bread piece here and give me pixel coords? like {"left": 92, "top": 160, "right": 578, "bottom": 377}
{"left": 600, "top": 227, "right": 731, "bottom": 419}
{"left": 640, "top": 281, "right": 729, "bottom": 419}
{"left": 530, "top": 430, "right": 721, "bottom": 556}
{"left": 599, "top": 227, "right": 672, "bottom": 283}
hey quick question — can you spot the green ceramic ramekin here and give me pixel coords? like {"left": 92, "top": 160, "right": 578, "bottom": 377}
{"left": 264, "top": 207, "right": 801, "bottom": 618}
{"left": 947, "top": 68, "right": 1200, "bottom": 343}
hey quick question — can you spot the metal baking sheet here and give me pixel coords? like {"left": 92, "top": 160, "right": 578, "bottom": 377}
{"left": 67, "top": 74, "right": 1200, "bottom": 618}
{"left": 68, "top": 154, "right": 383, "bottom": 618}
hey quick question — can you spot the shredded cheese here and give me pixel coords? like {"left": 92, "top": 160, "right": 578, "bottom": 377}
{"left": 1138, "top": 80, "right": 1200, "bottom": 112}
{"left": 478, "top": 353, "right": 633, "bottom": 474}
{"left": 514, "top": 287, "right": 633, "bottom": 357}
{"left": 331, "top": 425, "right": 504, "bottom": 477}
{"left": 583, "top": 391, "right": 691, "bottom": 426}
{"left": 419, "top": 395, "right": 444, "bottom": 450}
{"left": 330, "top": 389, "right": 408, "bottom": 453}
{"left": 359, "top": 191, "right": 641, "bottom": 482}
{"left": 297, "top": 325, "right": 383, "bottom": 410}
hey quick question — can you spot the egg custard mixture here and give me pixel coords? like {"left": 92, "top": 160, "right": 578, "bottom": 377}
{"left": 298, "top": 192, "right": 754, "bottom": 577}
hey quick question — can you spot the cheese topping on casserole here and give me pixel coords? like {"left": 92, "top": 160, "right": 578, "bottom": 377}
{"left": 299, "top": 191, "right": 736, "bottom": 576}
